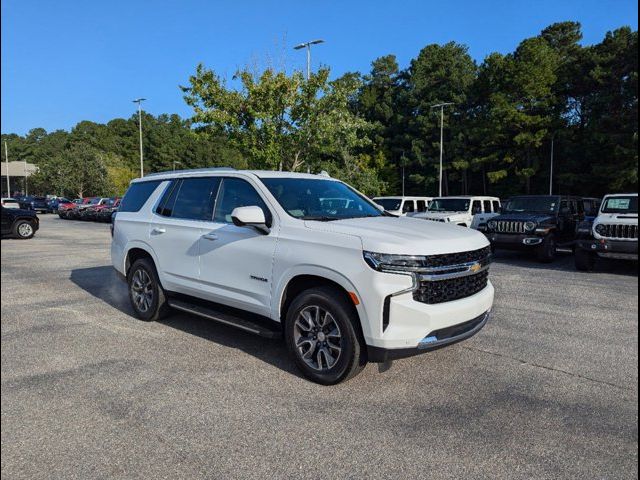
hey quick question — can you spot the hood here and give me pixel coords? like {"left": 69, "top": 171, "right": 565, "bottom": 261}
{"left": 414, "top": 211, "right": 468, "bottom": 222}
{"left": 595, "top": 213, "right": 639, "bottom": 225}
{"left": 12, "top": 207, "right": 38, "bottom": 216}
{"left": 493, "top": 212, "right": 555, "bottom": 223}
{"left": 304, "top": 216, "right": 489, "bottom": 255}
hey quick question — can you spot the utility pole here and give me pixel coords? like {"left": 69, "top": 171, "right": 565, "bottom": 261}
{"left": 549, "top": 135, "right": 555, "bottom": 195}
{"left": 431, "top": 102, "right": 454, "bottom": 197}
{"left": 294, "top": 39, "right": 325, "bottom": 80}
{"left": 4, "top": 141, "right": 10, "bottom": 197}
{"left": 24, "top": 159, "right": 28, "bottom": 196}
{"left": 132, "top": 98, "right": 146, "bottom": 177}
{"left": 400, "top": 150, "right": 406, "bottom": 196}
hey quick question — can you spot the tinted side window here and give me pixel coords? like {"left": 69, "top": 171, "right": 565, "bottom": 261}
{"left": 171, "top": 177, "right": 220, "bottom": 220}
{"left": 483, "top": 200, "right": 492, "bottom": 213}
{"left": 402, "top": 201, "right": 414, "bottom": 213}
{"left": 119, "top": 180, "right": 162, "bottom": 213}
{"left": 214, "top": 178, "right": 272, "bottom": 226}
{"left": 156, "top": 180, "right": 181, "bottom": 217}
{"left": 471, "top": 201, "right": 482, "bottom": 214}
{"left": 493, "top": 201, "right": 500, "bottom": 212}
{"left": 416, "top": 200, "right": 426, "bottom": 212}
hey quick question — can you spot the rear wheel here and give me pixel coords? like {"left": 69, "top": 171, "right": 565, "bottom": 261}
{"left": 13, "top": 220, "right": 35, "bottom": 239}
{"left": 536, "top": 234, "right": 557, "bottom": 263}
{"left": 127, "top": 258, "right": 170, "bottom": 321}
{"left": 575, "top": 248, "right": 597, "bottom": 272}
{"left": 285, "top": 286, "right": 366, "bottom": 385}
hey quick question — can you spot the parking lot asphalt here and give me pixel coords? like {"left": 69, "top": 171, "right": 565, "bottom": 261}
{"left": 1, "top": 215, "right": 638, "bottom": 479}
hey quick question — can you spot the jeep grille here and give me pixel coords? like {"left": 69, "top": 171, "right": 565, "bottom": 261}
{"left": 495, "top": 220, "right": 526, "bottom": 234}
{"left": 598, "top": 224, "right": 639, "bottom": 240}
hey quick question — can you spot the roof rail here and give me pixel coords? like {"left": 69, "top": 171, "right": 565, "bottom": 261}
{"left": 145, "top": 167, "right": 237, "bottom": 177}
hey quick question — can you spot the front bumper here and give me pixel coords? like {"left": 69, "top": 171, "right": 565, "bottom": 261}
{"left": 487, "top": 232, "right": 542, "bottom": 249}
{"left": 576, "top": 239, "right": 638, "bottom": 260}
{"left": 368, "top": 310, "right": 490, "bottom": 362}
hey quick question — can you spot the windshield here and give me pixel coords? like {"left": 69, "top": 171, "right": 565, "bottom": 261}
{"left": 373, "top": 198, "right": 402, "bottom": 211}
{"left": 503, "top": 196, "right": 559, "bottom": 214}
{"left": 601, "top": 196, "right": 638, "bottom": 214}
{"left": 428, "top": 199, "right": 470, "bottom": 212}
{"left": 89, "top": 198, "right": 101, "bottom": 205}
{"left": 261, "top": 178, "right": 382, "bottom": 221}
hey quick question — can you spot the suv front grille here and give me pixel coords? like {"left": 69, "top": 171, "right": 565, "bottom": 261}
{"left": 599, "top": 224, "right": 638, "bottom": 240}
{"left": 414, "top": 270, "right": 489, "bottom": 305}
{"left": 495, "top": 220, "right": 526, "bottom": 234}
{"left": 411, "top": 246, "right": 491, "bottom": 305}
{"left": 420, "top": 246, "right": 492, "bottom": 268}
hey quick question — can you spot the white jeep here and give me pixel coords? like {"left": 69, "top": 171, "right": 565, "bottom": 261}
{"left": 411, "top": 196, "right": 501, "bottom": 230}
{"left": 372, "top": 196, "right": 433, "bottom": 216}
{"left": 575, "top": 193, "right": 638, "bottom": 271}
{"left": 111, "top": 169, "right": 494, "bottom": 384}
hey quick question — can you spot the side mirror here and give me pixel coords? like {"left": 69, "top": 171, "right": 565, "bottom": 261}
{"left": 231, "top": 206, "right": 270, "bottom": 234}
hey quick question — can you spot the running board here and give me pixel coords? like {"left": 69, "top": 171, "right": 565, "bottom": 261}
{"left": 167, "top": 299, "right": 282, "bottom": 339}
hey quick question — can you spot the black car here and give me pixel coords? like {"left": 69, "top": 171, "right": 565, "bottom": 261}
{"left": 485, "top": 195, "right": 585, "bottom": 262}
{"left": 18, "top": 196, "right": 49, "bottom": 213}
{"left": 1, "top": 206, "right": 40, "bottom": 239}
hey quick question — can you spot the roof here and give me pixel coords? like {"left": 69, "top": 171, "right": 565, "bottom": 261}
{"left": 1, "top": 161, "right": 38, "bottom": 177}
{"left": 372, "top": 196, "right": 433, "bottom": 200}
{"left": 432, "top": 196, "right": 500, "bottom": 200}
{"left": 603, "top": 193, "right": 638, "bottom": 197}
{"left": 135, "top": 168, "right": 337, "bottom": 183}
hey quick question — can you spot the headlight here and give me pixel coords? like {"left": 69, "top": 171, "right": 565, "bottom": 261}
{"left": 363, "top": 251, "right": 429, "bottom": 272}
{"left": 595, "top": 224, "right": 607, "bottom": 235}
{"left": 524, "top": 221, "right": 536, "bottom": 232}
{"left": 487, "top": 220, "right": 497, "bottom": 230}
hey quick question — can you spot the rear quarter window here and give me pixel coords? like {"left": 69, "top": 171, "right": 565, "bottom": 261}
{"left": 118, "top": 180, "right": 162, "bottom": 213}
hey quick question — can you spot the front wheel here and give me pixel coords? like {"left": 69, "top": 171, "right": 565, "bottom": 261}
{"left": 575, "top": 248, "right": 597, "bottom": 272}
{"left": 127, "top": 258, "right": 170, "bottom": 321}
{"left": 13, "top": 220, "right": 36, "bottom": 239}
{"left": 285, "top": 286, "right": 366, "bottom": 385}
{"left": 536, "top": 234, "right": 557, "bottom": 263}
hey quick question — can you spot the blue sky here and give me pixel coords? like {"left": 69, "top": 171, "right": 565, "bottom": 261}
{"left": 1, "top": 0, "right": 637, "bottom": 135}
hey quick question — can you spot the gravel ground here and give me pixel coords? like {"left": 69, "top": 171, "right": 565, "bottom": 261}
{"left": 1, "top": 215, "right": 638, "bottom": 479}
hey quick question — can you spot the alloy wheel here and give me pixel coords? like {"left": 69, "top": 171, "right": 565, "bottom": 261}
{"left": 17, "top": 223, "right": 33, "bottom": 238}
{"left": 293, "top": 305, "right": 342, "bottom": 371}
{"left": 131, "top": 268, "right": 154, "bottom": 313}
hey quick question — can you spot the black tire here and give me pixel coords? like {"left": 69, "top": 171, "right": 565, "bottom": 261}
{"left": 127, "top": 258, "right": 171, "bottom": 321}
{"left": 575, "top": 248, "right": 597, "bottom": 272}
{"left": 12, "top": 220, "right": 36, "bottom": 239}
{"left": 536, "top": 234, "right": 557, "bottom": 263}
{"left": 284, "top": 286, "right": 366, "bottom": 385}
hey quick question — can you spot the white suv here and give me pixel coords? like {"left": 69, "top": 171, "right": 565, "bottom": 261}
{"left": 411, "top": 196, "right": 501, "bottom": 229}
{"left": 111, "top": 169, "right": 494, "bottom": 384}
{"left": 372, "top": 196, "right": 433, "bottom": 216}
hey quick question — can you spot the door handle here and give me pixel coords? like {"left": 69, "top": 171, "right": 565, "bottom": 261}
{"left": 202, "top": 233, "right": 218, "bottom": 241}
{"left": 151, "top": 227, "right": 166, "bottom": 234}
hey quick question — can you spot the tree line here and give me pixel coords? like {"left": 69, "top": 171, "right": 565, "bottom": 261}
{"left": 2, "top": 21, "right": 637, "bottom": 199}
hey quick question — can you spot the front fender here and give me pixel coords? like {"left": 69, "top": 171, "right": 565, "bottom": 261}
{"left": 272, "top": 265, "right": 369, "bottom": 332}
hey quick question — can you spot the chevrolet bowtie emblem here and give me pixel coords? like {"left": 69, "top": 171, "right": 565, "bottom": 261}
{"left": 469, "top": 262, "right": 482, "bottom": 273}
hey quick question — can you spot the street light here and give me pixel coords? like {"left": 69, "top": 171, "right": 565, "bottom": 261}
{"left": 431, "top": 102, "right": 454, "bottom": 197}
{"left": 294, "top": 39, "right": 324, "bottom": 80}
{"left": 4, "top": 141, "right": 10, "bottom": 197}
{"left": 132, "top": 98, "right": 146, "bottom": 177}
{"left": 173, "top": 160, "right": 182, "bottom": 171}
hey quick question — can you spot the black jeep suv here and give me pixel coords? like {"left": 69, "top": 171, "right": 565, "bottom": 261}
{"left": 1, "top": 206, "right": 39, "bottom": 239}
{"left": 485, "top": 195, "right": 584, "bottom": 262}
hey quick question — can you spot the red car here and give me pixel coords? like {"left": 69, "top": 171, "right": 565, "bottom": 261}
{"left": 58, "top": 198, "right": 92, "bottom": 219}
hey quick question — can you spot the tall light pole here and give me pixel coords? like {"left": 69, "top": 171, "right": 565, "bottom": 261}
{"left": 549, "top": 134, "right": 555, "bottom": 195}
{"left": 294, "top": 39, "right": 324, "bottom": 80}
{"left": 431, "top": 102, "right": 454, "bottom": 197}
{"left": 4, "top": 141, "right": 10, "bottom": 197}
{"left": 132, "top": 98, "right": 146, "bottom": 177}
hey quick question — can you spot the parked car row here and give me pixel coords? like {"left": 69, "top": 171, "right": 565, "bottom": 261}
{"left": 373, "top": 193, "right": 637, "bottom": 269}
{"left": 57, "top": 197, "right": 120, "bottom": 222}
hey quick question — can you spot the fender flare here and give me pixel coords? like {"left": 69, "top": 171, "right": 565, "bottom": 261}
{"left": 273, "top": 265, "right": 369, "bottom": 331}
